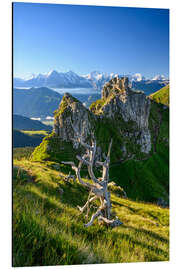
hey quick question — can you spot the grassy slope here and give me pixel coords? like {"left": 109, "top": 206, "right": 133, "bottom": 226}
{"left": 13, "top": 150, "right": 169, "bottom": 267}
{"left": 149, "top": 85, "right": 169, "bottom": 106}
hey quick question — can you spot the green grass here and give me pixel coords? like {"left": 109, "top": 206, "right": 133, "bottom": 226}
{"left": 149, "top": 85, "right": 169, "bottom": 106}
{"left": 89, "top": 98, "right": 106, "bottom": 114}
{"left": 13, "top": 147, "right": 35, "bottom": 160}
{"left": 109, "top": 147, "right": 169, "bottom": 203}
{"left": 21, "top": 130, "right": 49, "bottom": 136}
{"left": 13, "top": 155, "right": 169, "bottom": 267}
{"left": 31, "top": 132, "right": 80, "bottom": 163}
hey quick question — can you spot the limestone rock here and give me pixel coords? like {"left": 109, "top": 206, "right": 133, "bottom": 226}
{"left": 101, "top": 77, "right": 151, "bottom": 153}
{"left": 51, "top": 77, "right": 153, "bottom": 161}
{"left": 54, "top": 93, "right": 96, "bottom": 149}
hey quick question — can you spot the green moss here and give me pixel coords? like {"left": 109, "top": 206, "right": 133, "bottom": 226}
{"left": 54, "top": 96, "right": 69, "bottom": 118}
{"left": 54, "top": 94, "right": 79, "bottom": 119}
{"left": 89, "top": 94, "right": 117, "bottom": 115}
{"left": 89, "top": 98, "right": 106, "bottom": 114}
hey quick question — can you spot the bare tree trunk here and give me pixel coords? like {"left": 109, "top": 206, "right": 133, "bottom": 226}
{"left": 62, "top": 125, "right": 123, "bottom": 228}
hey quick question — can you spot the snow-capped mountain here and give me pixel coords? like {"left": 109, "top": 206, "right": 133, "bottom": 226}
{"left": 83, "top": 71, "right": 121, "bottom": 89}
{"left": 14, "top": 70, "right": 169, "bottom": 94}
{"left": 131, "top": 73, "right": 146, "bottom": 82}
{"left": 14, "top": 70, "right": 92, "bottom": 88}
{"left": 83, "top": 71, "right": 169, "bottom": 93}
{"left": 152, "top": 74, "right": 167, "bottom": 81}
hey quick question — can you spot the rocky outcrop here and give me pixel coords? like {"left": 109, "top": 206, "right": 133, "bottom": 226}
{"left": 54, "top": 93, "right": 96, "bottom": 148}
{"left": 100, "top": 77, "right": 151, "bottom": 153}
{"left": 53, "top": 77, "right": 152, "bottom": 158}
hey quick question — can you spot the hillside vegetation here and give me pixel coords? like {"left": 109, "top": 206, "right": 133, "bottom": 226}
{"left": 13, "top": 87, "right": 62, "bottom": 118}
{"left": 13, "top": 114, "right": 52, "bottom": 131}
{"left": 149, "top": 85, "right": 169, "bottom": 106}
{"left": 13, "top": 130, "right": 49, "bottom": 148}
{"left": 13, "top": 150, "right": 169, "bottom": 267}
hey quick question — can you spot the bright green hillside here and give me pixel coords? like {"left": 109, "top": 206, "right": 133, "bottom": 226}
{"left": 149, "top": 85, "right": 169, "bottom": 106}
{"left": 13, "top": 150, "right": 169, "bottom": 267}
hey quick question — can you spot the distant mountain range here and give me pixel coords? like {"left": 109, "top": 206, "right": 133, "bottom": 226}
{"left": 13, "top": 87, "right": 62, "bottom": 118}
{"left": 13, "top": 86, "right": 101, "bottom": 118}
{"left": 13, "top": 114, "right": 52, "bottom": 131}
{"left": 14, "top": 70, "right": 92, "bottom": 88}
{"left": 14, "top": 70, "right": 169, "bottom": 93}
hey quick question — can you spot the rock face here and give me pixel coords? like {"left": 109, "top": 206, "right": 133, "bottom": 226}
{"left": 53, "top": 77, "right": 152, "bottom": 159}
{"left": 100, "top": 77, "right": 151, "bottom": 153}
{"left": 54, "top": 93, "right": 95, "bottom": 149}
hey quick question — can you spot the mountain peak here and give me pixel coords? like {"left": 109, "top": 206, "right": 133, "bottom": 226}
{"left": 152, "top": 74, "right": 166, "bottom": 81}
{"left": 47, "top": 70, "right": 59, "bottom": 77}
{"left": 102, "top": 76, "right": 129, "bottom": 99}
{"left": 66, "top": 70, "right": 75, "bottom": 74}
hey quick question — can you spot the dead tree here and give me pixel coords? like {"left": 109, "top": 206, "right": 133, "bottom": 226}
{"left": 62, "top": 171, "right": 76, "bottom": 183}
{"left": 62, "top": 126, "right": 123, "bottom": 228}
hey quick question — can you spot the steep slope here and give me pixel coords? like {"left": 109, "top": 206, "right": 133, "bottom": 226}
{"left": 149, "top": 85, "right": 169, "bottom": 106}
{"left": 13, "top": 87, "right": 62, "bottom": 118}
{"left": 31, "top": 77, "right": 169, "bottom": 203}
{"left": 13, "top": 114, "right": 52, "bottom": 131}
{"left": 13, "top": 156, "right": 169, "bottom": 266}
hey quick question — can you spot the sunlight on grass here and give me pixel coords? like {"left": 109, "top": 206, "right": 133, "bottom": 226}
{"left": 21, "top": 130, "right": 49, "bottom": 136}
{"left": 13, "top": 157, "right": 169, "bottom": 266}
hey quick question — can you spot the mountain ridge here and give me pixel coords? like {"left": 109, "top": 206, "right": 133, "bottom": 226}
{"left": 14, "top": 70, "right": 169, "bottom": 92}
{"left": 13, "top": 114, "right": 52, "bottom": 131}
{"left": 13, "top": 87, "right": 62, "bottom": 118}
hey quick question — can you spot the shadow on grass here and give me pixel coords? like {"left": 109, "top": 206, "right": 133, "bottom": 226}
{"left": 13, "top": 213, "right": 92, "bottom": 267}
{"left": 111, "top": 199, "right": 138, "bottom": 214}
{"left": 110, "top": 229, "right": 169, "bottom": 260}
{"left": 122, "top": 224, "right": 169, "bottom": 244}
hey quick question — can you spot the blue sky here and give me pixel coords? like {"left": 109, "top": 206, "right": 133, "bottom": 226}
{"left": 13, "top": 2, "right": 169, "bottom": 78}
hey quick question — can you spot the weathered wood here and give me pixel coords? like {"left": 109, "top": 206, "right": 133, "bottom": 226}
{"left": 62, "top": 128, "right": 123, "bottom": 227}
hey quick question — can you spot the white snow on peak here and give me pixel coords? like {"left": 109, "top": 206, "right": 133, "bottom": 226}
{"left": 46, "top": 70, "right": 60, "bottom": 77}
{"left": 24, "top": 74, "right": 36, "bottom": 81}
{"left": 152, "top": 74, "right": 166, "bottom": 81}
{"left": 132, "top": 73, "right": 143, "bottom": 82}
